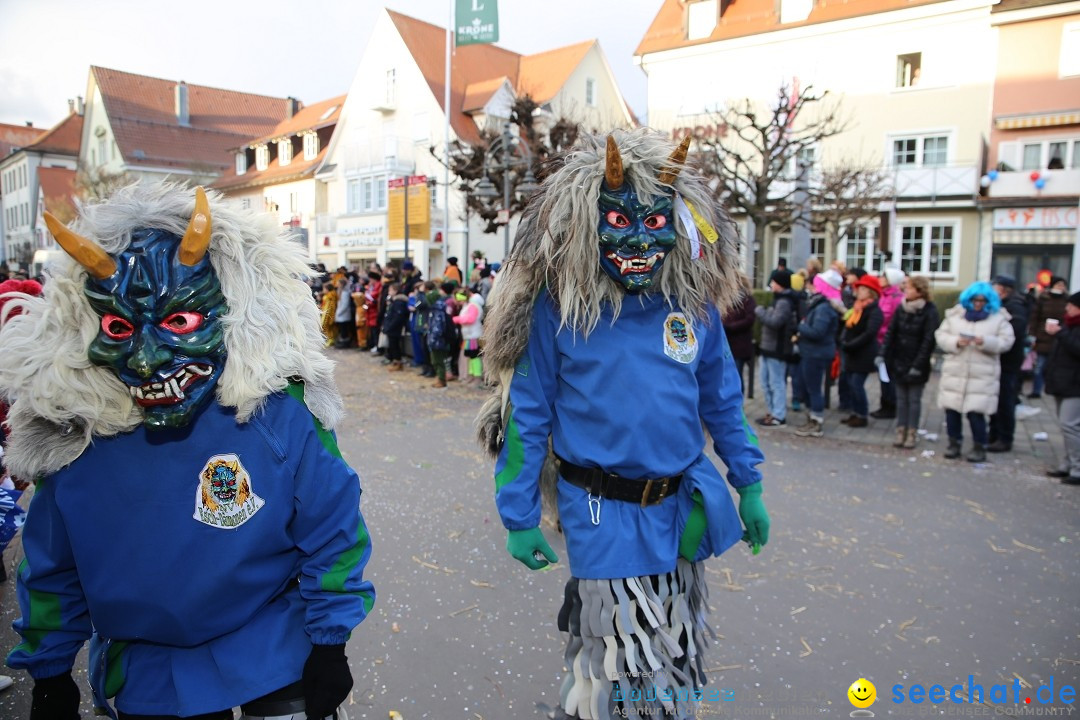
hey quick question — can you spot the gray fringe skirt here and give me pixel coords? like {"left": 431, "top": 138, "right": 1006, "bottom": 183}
{"left": 556, "top": 559, "right": 712, "bottom": 720}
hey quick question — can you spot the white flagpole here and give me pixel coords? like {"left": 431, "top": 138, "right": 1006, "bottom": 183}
{"left": 444, "top": 0, "right": 453, "bottom": 266}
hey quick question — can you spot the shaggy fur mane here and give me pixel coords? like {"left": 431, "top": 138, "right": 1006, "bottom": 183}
{"left": 0, "top": 182, "right": 342, "bottom": 480}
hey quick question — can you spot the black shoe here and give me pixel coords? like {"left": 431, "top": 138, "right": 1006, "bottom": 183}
{"left": 1027, "top": 393, "right": 1042, "bottom": 399}
{"left": 986, "top": 440, "right": 1012, "bottom": 453}
{"left": 1063, "top": 476, "right": 1080, "bottom": 486}
{"left": 847, "top": 416, "right": 868, "bottom": 428}
{"left": 870, "top": 407, "right": 896, "bottom": 419}
{"left": 966, "top": 444, "right": 987, "bottom": 463}
{"left": 1046, "top": 469, "right": 1069, "bottom": 478}
{"left": 944, "top": 440, "right": 962, "bottom": 459}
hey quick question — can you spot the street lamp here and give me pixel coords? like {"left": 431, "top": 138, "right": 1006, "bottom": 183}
{"left": 475, "top": 121, "right": 540, "bottom": 259}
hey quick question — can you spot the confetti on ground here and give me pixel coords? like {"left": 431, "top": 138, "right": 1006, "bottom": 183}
{"left": 988, "top": 540, "right": 1010, "bottom": 554}
{"left": 411, "top": 555, "right": 458, "bottom": 574}
{"left": 898, "top": 617, "right": 917, "bottom": 633}
{"left": 799, "top": 637, "right": 813, "bottom": 658}
{"left": 790, "top": 606, "right": 806, "bottom": 616}
{"left": 391, "top": 622, "right": 401, "bottom": 633}
{"left": 470, "top": 579, "right": 494, "bottom": 588}
{"left": 389, "top": 712, "right": 403, "bottom": 720}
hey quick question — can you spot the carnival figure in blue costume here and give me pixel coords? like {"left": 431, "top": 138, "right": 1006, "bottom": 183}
{"left": 477, "top": 129, "right": 770, "bottom": 720}
{"left": 0, "top": 183, "right": 374, "bottom": 719}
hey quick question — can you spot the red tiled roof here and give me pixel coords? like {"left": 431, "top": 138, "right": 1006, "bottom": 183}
{"left": 388, "top": 11, "right": 600, "bottom": 143}
{"left": 91, "top": 66, "right": 294, "bottom": 171}
{"left": 463, "top": 77, "right": 511, "bottom": 113}
{"left": 37, "top": 166, "right": 77, "bottom": 216}
{"left": 636, "top": 0, "right": 949, "bottom": 56}
{"left": 517, "top": 41, "right": 594, "bottom": 106}
{"left": 243, "top": 95, "right": 346, "bottom": 149}
{"left": 0, "top": 123, "right": 46, "bottom": 159}
{"left": 26, "top": 112, "right": 83, "bottom": 156}
{"left": 211, "top": 145, "right": 329, "bottom": 191}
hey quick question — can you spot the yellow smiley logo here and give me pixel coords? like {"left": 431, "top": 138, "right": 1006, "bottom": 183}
{"left": 848, "top": 678, "right": 877, "bottom": 708}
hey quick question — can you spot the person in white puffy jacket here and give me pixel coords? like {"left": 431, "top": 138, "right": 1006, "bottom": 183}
{"left": 453, "top": 286, "right": 485, "bottom": 383}
{"left": 935, "top": 281, "right": 1015, "bottom": 463}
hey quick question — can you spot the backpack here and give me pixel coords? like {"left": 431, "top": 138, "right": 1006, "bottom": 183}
{"left": 426, "top": 298, "right": 450, "bottom": 351}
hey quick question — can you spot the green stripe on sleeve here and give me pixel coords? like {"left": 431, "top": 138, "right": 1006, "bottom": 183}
{"left": 321, "top": 519, "right": 375, "bottom": 614}
{"left": 742, "top": 413, "right": 760, "bottom": 448}
{"left": 11, "top": 579, "right": 64, "bottom": 657}
{"left": 285, "top": 382, "right": 342, "bottom": 459}
{"left": 104, "top": 641, "right": 128, "bottom": 697}
{"left": 494, "top": 415, "right": 525, "bottom": 492}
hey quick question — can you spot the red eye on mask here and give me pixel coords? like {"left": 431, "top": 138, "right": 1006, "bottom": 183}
{"left": 605, "top": 211, "right": 630, "bottom": 228}
{"left": 101, "top": 314, "right": 134, "bottom": 340}
{"left": 159, "top": 312, "right": 204, "bottom": 334}
{"left": 643, "top": 214, "right": 667, "bottom": 230}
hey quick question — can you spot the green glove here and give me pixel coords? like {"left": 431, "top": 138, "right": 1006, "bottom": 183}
{"left": 737, "top": 482, "right": 769, "bottom": 554}
{"left": 507, "top": 528, "right": 559, "bottom": 570}
{"left": 679, "top": 490, "right": 707, "bottom": 561}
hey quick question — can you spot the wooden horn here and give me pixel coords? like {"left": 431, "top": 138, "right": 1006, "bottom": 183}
{"left": 658, "top": 135, "right": 692, "bottom": 186}
{"left": 604, "top": 135, "right": 624, "bottom": 190}
{"left": 178, "top": 186, "right": 212, "bottom": 266}
{"left": 43, "top": 212, "right": 116, "bottom": 279}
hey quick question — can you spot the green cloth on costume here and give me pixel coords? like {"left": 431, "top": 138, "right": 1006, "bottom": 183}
{"left": 679, "top": 491, "right": 706, "bottom": 561}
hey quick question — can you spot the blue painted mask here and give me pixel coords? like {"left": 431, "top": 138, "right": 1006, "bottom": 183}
{"left": 44, "top": 188, "right": 225, "bottom": 431}
{"left": 597, "top": 182, "right": 676, "bottom": 293}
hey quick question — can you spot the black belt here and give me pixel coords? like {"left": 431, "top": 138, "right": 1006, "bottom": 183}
{"left": 556, "top": 457, "right": 682, "bottom": 507}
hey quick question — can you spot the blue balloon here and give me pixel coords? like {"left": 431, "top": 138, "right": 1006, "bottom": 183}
{"left": 1035, "top": 178, "right": 1047, "bottom": 189}
{"left": 988, "top": 170, "right": 999, "bottom": 181}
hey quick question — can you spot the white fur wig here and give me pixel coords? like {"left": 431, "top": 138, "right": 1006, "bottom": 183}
{"left": 0, "top": 181, "right": 342, "bottom": 480}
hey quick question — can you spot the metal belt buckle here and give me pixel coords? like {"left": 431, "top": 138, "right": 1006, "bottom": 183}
{"left": 641, "top": 477, "right": 671, "bottom": 507}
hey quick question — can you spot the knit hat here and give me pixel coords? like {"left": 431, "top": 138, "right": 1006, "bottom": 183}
{"left": 853, "top": 274, "right": 883, "bottom": 297}
{"left": 883, "top": 267, "right": 905, "bottom": 287}
{"left": 819, "top": 268, "right": 843, "bottom": 290}
{"left": 0, "top": 278, "right": 43, "bottom": 319}
{"left": 992, "top": 274, "right": 1016, "bottom": 289}
{"left": 790, "top": 272, "right": 805, "bottom": 291}
{"left": 1069, "top": 291, "right": 1080, "bottom": 307}
{"left": 813, "top": 272, "right": 842, "bottom": 302}
{"left": 770, "top": 269, "right": 792, "bottom": 289}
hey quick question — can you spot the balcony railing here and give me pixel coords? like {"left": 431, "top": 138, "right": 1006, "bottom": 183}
{"left": 890, "top": 164, "right": 978, "bottom": 200}
{"left": 987, "top": 169, "right": 1080, "bottom": 198}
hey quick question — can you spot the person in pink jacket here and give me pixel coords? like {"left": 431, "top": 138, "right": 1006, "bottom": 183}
{"left": 452, "top": 286, "right": 485, "bottom": 383}
{"left": 872, "top": 267, "right": 906, "bottom": 419}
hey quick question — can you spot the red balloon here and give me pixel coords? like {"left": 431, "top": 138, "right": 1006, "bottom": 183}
{"left": 1030, "top": 171, "right": 1041, "bottom": 181}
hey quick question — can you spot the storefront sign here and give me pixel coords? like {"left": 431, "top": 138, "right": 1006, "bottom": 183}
{"left": 993, "top": 206, "right": 1079, "bottom": 230}
{"left": 337, "top": 225, "right": 384, "bottom": 248}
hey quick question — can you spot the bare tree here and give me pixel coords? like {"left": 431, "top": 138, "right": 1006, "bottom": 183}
{"left": 435, "top": 95, "right": 585, "bottom": 235}
{"left": 74, "top": 164, "right": 133, "bottom": 203}
{"left": 691, "top": 83, "right": 847, "bottom": 284}
{"left": 811, "top": 160, "right": 893, "bottom": 259}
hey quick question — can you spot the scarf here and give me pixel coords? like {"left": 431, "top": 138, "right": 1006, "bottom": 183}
{"left": 1065, "top": 313, "right": 1080, "bottom": 328}
{"left": 902, "top": 298, "right": 926, "bottom": 313}
{"left": 964, "top": 308, "right": 989, "bottom": 322}
{"left": 845, "top": 297, "right": 873, "bottom": 329}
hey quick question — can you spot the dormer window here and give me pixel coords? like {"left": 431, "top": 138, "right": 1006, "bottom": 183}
{"left": 687, "top": 0, "right": 717, "bottom": 41}
{"left": 303, "top": 132, "right": 319, "bottom": 160}
{"left": 255, "top": 145, "right": 269, "bottom": 171}
{"left": 278, "top": 138, "right": 293, "bottom": 166}
{"left": 236, "top": 152, "right": 247, "bottom": 175}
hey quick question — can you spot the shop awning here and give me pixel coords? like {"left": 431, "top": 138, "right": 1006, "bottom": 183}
{"left": 995, "top": 110, "right": 1080, "bottom": 130}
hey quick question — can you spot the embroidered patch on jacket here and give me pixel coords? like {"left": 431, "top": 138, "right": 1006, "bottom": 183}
{"left": 663, "top": 312, "right": 698, "bottom": 364}
{"left": 193, "top": 453, "right": 264, "bottom": 529}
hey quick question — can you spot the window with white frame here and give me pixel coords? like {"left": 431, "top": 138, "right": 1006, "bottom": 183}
{"left": 255, "top": 145, "right": 269, "bottom": 171}
{"left": 347, "top": 179, "right": 362, "bottom": 214}
{"left": 364, "top": 174, "right": 387, "bottom": 212}
{"left": 776, "top": 234, "right": 826, "bottom": 265}
{"left": 1021, "top": 137, "right": 1080, "bottom": 170}
{"left": 278, "top": 138, "right": 293, "bottom": 166}
{"left": 236, "top": 152, "right": 247, "bottom": 175}
{"left": 585, "top": 78, "right": 597, "bottom": 107}
{"left": 896, "top": 52, "right": 921, "bottom": 88}
{"left": 891, "top": 135, "right": 948, "bottom": 167}
{"left": 899, "top": 222, "right": 955, "bottom": 275}
{"left": 1061, "top": 22, "right": 1080, "bottom": 77}
{"left": 843, "top": 224, "right": 886, "bottom": 272}
{"left": 385, "top": 69, "right": 396, "bottom": 106}
{"left": 303, "top": 133, "right": 319, "bottom": 160}
{"left": 241, "top": 198, "right": 251, "bottom": 210}
{"left": 784, "top": 145, "right": 817, "bottom": 179}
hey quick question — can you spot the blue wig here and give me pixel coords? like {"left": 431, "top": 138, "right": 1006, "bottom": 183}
{"left": 959, "top": 281, "right": 1001, "bottom": 313}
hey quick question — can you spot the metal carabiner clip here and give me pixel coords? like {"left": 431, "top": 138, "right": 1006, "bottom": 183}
{"left": 588, "top": 493, "right": 601, "bottom": 525}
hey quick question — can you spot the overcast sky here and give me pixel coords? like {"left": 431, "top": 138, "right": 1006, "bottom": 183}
{"left": 0, "top": 0, "right": 661, "bottom": 131}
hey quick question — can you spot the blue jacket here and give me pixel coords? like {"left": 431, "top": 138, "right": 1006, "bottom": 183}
{"left": 7, "top": 386, "right": 374, "bottom": 717}
{"left": 796, "top": 294, "right": 841, "bottom": 360}
{"left": 494, "top": 292, "right": 764, "bottom": 579}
